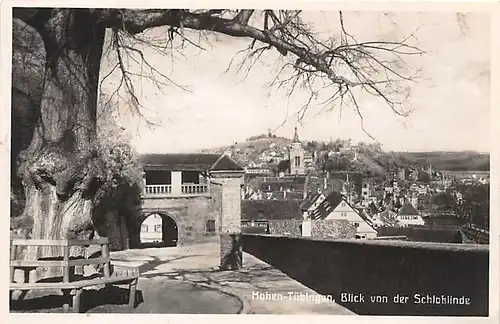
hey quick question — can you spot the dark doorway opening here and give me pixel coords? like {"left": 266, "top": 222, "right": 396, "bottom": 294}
{"left": 162, "top": 216, "right": 178, "bottom": 247}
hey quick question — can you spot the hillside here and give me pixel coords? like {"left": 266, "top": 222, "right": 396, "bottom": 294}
{"left": 202, "top": 135, "right": 490, "bottom": 173}
{"left": 201, "top": 137, "right": 292, "bottom": 165}
{"left": 389, "top": 151, "right": 490, "bottom": 171}
{"left": 352, "top": 152, "right": 387, "bottom": 177}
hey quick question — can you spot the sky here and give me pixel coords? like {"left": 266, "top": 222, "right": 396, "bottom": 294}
{"left": 100, "top": 10, "right": 491, "bottom": 154}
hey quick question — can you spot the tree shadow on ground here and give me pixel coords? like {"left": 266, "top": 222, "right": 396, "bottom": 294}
{"left": 10, "top": 286, "right": 144, "bottom": 313}
{"left": 112, "top": 254, "right": 202, "bottom": 274}
{"left": 134, "top": 241, "right": 177, "bottom": 249}
{"left": 140, "top": 261, "right": 285, "bottom": 291}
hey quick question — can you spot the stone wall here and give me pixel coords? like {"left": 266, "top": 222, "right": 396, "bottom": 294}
{"left": 268, "top": 220, "right": 302, "bottom": 236}
{"left": 264, "top": 220, "right": 356, "bottom": 239}
{"left": 311, "top": 220, "right": 356, "bottom": 239}
{"left": 134, "top": 195, "right": 221, "bottom": 248}
{"left": 242, "top": 234, "right": 489, "bottom": 316}
{"left": 183, "top": 196, "right": 220, "bottom": 244}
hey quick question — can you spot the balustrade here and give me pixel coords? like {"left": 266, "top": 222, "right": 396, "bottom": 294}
{"left": 144, "top": 184, "right": 209, "bottom": 196}
{"left": 181, "top": 184, "right": 209, "bottom": 194}
{"left": 144, "top": 185, "right": 172, "bottom": 195}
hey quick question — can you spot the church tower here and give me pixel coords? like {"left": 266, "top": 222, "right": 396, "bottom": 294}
{"left": 289, "top": 127, "right": 305, "bottom": 175}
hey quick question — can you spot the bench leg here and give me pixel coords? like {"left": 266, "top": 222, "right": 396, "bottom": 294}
{"left": 72, "top": 288, "right": 82, "bottom": 313}
{"left": 62, "top": 289, "right": 71, "bottom": 312}
{"left": 128, "top": 279, "right": 138, "bottom": 309}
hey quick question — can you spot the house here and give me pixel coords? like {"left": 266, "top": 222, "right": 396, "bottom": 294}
{"left": 140, "top": 213, "right": 163, "bottom": 243}
{"left": 309, "top": 191, "right": 378, "bottom": 239}
{"left": 304, "top": 151, "right": 315, "bottom": 166}
{"left": 245, "top": 166, "right": 273, "bottom": 175}
{"left": 241, "top": 199, "right": 355, "bottom": 239}
{"left": 241, "top": 200, "right": 304, "bottom": 236}
{"left": 397, "top": 203, "right": 425, "bottom": 227}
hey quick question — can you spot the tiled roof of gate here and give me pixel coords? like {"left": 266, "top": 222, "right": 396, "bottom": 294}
{"left": 140, "top": 153, "right": 243, "bottom": 171}
{"left": 241, "top": 200, "right": 303, "bottom": 221}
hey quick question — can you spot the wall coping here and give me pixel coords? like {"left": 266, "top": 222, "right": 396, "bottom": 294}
{"left": 243, "top": 234, "right": 489, "bottom": 253}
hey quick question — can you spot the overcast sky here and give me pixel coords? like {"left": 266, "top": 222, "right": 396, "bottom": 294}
{"left": 101, "top": 10, "right": 490, "bottom": 153}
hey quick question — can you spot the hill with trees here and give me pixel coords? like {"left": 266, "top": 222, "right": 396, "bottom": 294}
{"left": 388, "top": 151, "right": 489, "bottom": 171}
{"left": 206, "top": 135, "right": 489, "bottom": 176}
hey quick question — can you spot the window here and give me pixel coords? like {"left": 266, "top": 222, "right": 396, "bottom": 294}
{"left": 341, "top": 212, "right": 347, "bottom": 217}
{"left": 341, "top": 202, "right": 346, "bottom": 207}
{"left": 154, "top": 225, "right": 162, "bottom": 233}
{"left": 293, "top": 156, "right": 301, "bottom": 167}
{"left": 141, "top": 225, "right": 148, "bottom": 232}
{"left": 207, "top": 219, "right": 216, "bottom": 233}
{"left": 354, "top": 222, "right": 360, "bottom": 228}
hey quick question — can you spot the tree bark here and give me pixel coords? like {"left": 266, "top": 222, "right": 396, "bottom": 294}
{"left": 15, "top": 10, "right": 106, "bottom": 267}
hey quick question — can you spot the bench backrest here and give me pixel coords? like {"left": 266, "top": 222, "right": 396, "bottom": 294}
{"left": 10, "top": 238, "right": 112, "bottom": 283}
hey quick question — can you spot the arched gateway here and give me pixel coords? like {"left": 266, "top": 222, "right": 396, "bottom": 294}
{"left": 138, "top": 153, "right": 246, "bottom": 270}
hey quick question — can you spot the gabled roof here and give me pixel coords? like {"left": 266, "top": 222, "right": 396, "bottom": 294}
{"left": 398, "top": 203, "right": 419, "bottom": 216}
{"left": 378, "top": 210, "right": 399, "bottom": 226}
{"left": 241, "top": 200, "right": 303, "bottom": 221}
{"left": 300, "top": 193, "right": 322, "bottom": 210}
{"left": 140, "top": 153, "right": 243, "bottom": 171}
{"left": 310, "top": 191, "right": 344, "bottom": 220}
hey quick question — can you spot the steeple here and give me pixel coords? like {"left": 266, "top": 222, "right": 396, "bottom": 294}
{"left": 292, "top": 127, "right": 300, "bottom": 143}
{"left": 289, "top": 126, "right": 305, "bottom": 175}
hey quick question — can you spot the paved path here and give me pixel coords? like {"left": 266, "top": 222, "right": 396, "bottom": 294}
{"left": 110, "top": 241, "right": 355, "bottom": 315}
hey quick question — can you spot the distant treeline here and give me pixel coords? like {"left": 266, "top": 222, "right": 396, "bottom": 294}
{"left": 389, "top": 151, "right": 490, "bottom": 171}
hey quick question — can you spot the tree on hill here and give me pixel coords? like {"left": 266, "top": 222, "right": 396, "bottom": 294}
{"left": 417, "top": 171, "right": 431, "bottom": 183}
{"left": 454, "top": 183, "right": 489, "bottom": 228}
{"left": 12, "top": 8, "right": 423, "bottom": 260}
{"left": 306, "top": 141, "right": 319, "bottom": 151}
{"left": 278, "top": 160, "right": 290, "bottom": 173}
{"left": 322, "top": 155, "right": 351, "bottom": 172}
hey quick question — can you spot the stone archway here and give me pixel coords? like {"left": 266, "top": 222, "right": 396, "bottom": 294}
{"left": 139, "top": 213, "right": 178, "bottom": 248}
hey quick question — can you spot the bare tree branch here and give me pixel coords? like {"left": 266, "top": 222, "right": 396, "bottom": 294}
{"left": 15, "top": 8, "right": 425, "bottom": 139}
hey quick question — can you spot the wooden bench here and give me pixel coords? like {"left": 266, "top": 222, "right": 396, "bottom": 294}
{"left": 10, "top": 238, "right": 140, "bottom": 313}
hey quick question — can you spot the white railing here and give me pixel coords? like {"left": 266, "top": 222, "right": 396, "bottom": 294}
{"left": 144, "top": 184, "right": 172, "bottom": 195}
{"left": 181, "top": 184, "right": 209, "bottom": 194}
{"left": 143, "top": 184, "right": 209, "bottom": 196}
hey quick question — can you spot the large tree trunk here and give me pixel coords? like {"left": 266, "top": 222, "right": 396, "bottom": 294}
{"left": 15, "top": 10, "right": 106, "bottom": 270}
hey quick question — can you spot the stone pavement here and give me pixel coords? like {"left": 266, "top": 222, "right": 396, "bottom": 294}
{"left": 110, "top": 240, "right": 355, "bottom": 315}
